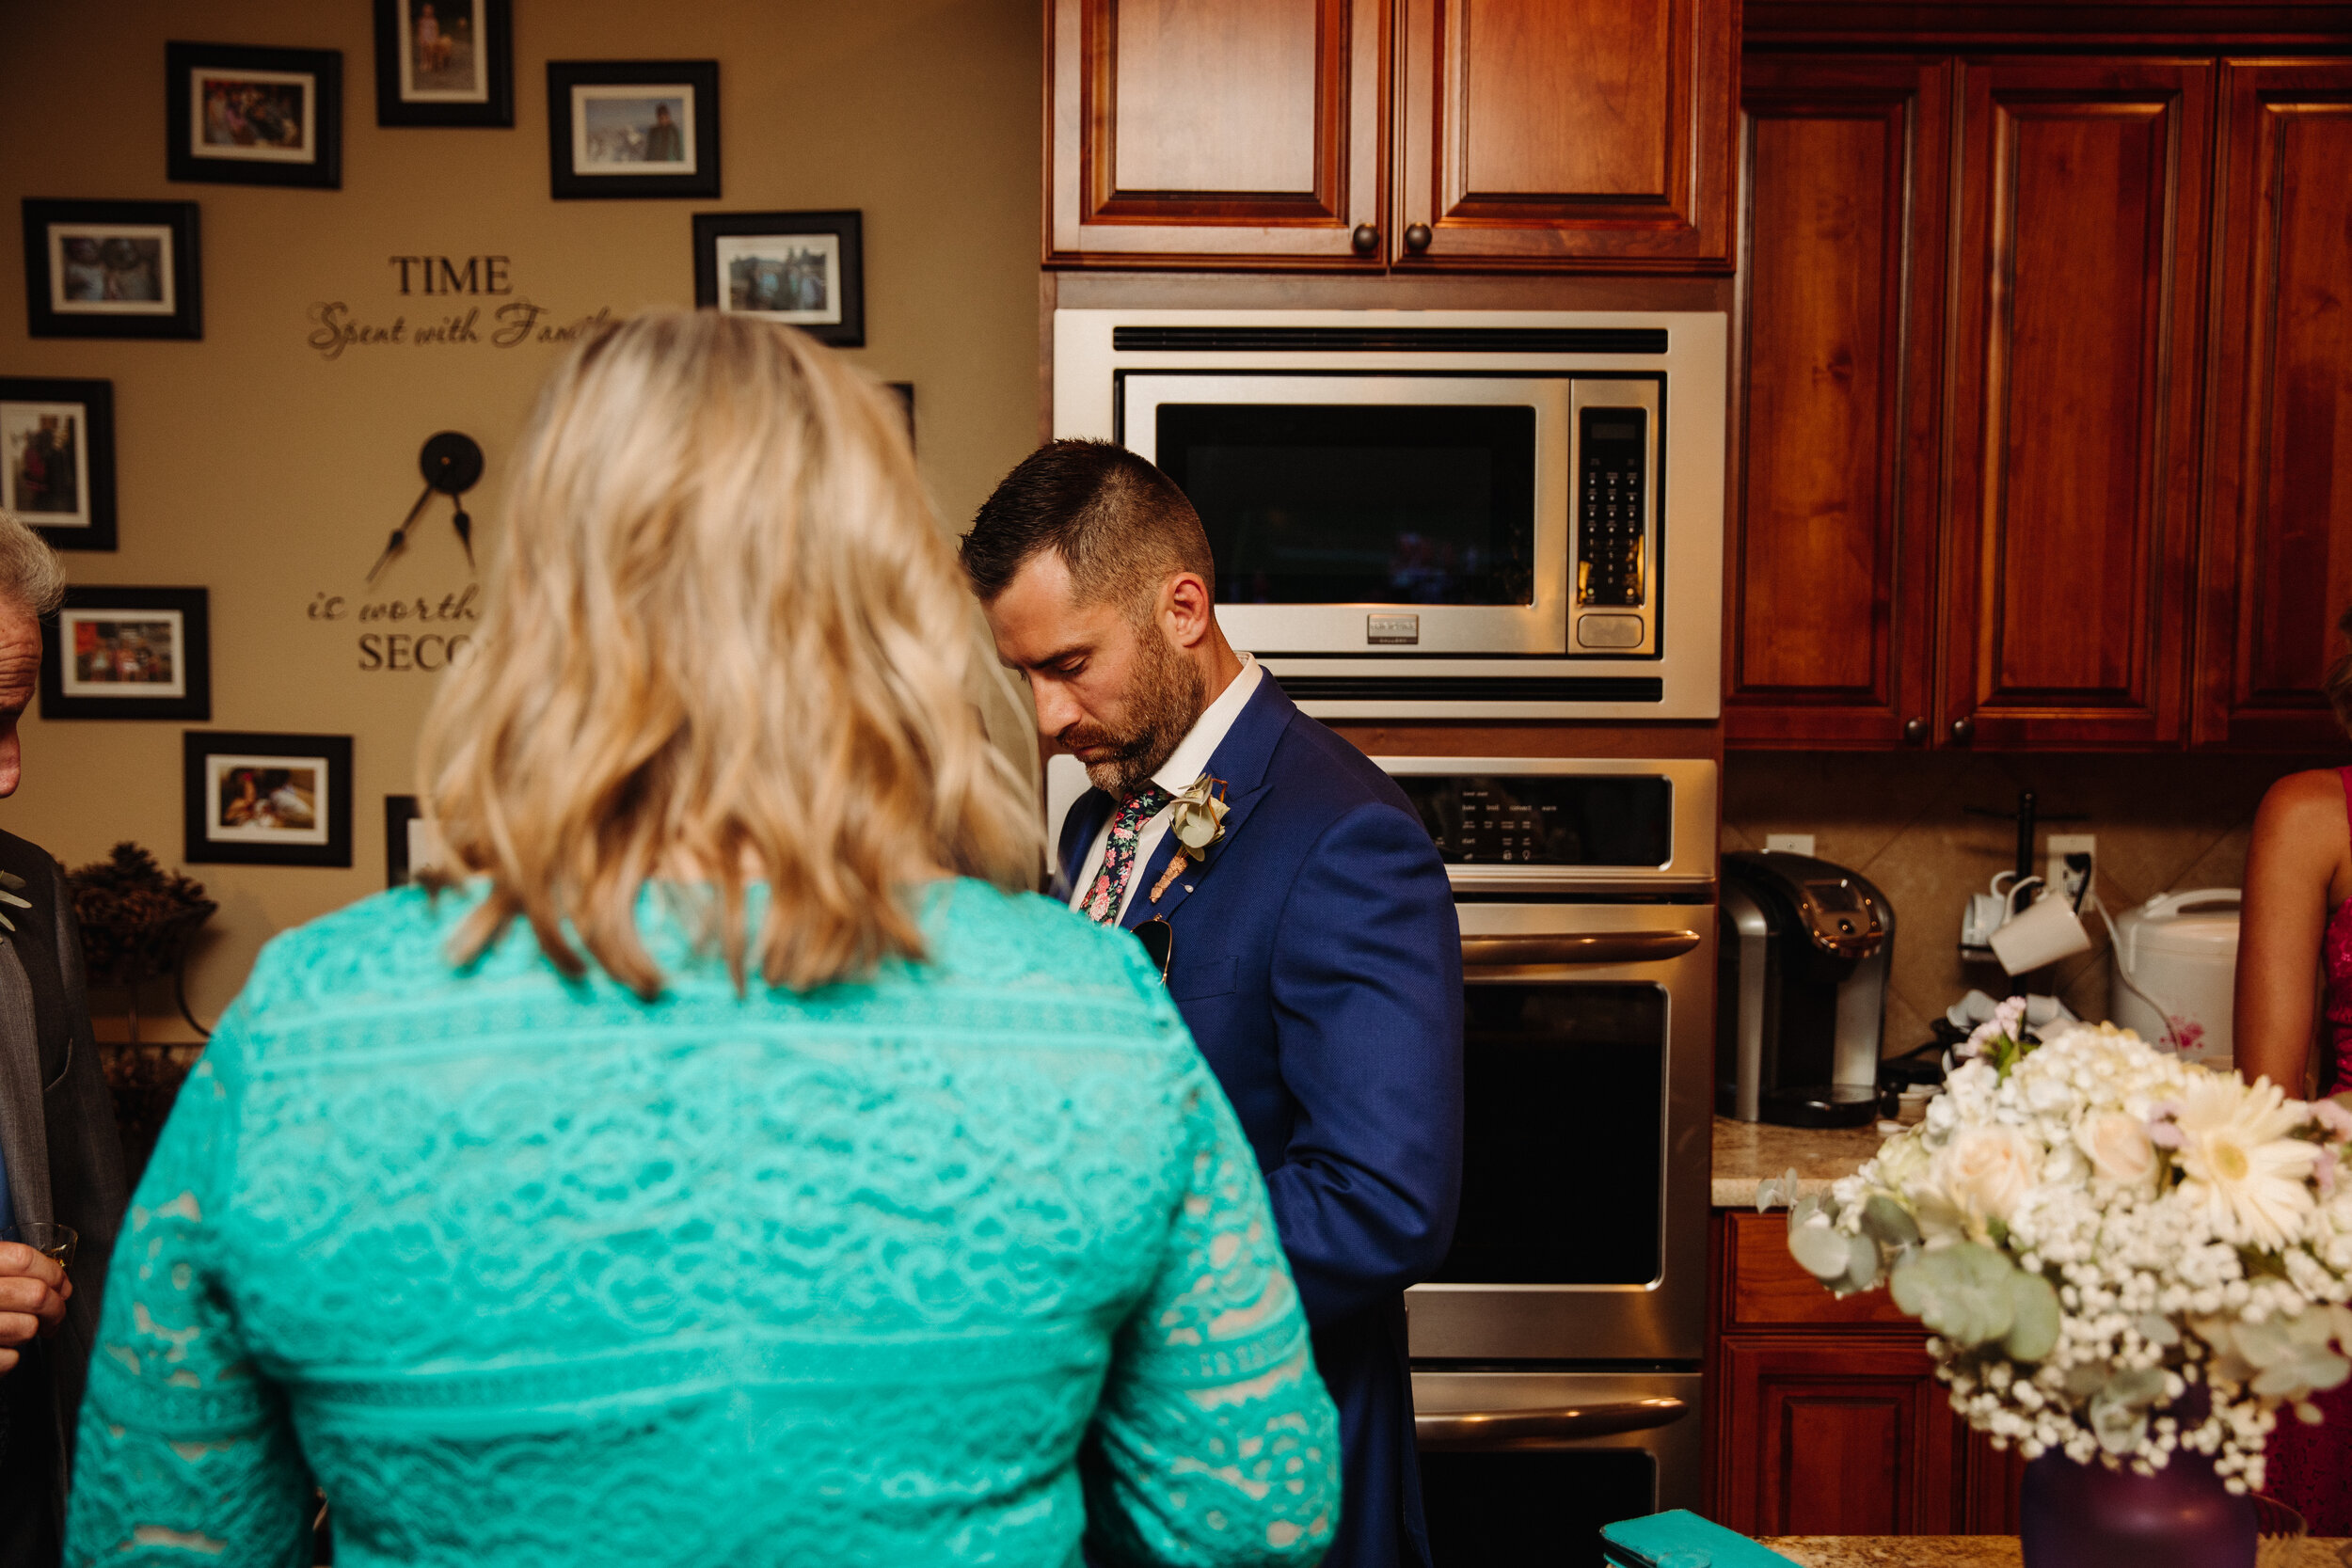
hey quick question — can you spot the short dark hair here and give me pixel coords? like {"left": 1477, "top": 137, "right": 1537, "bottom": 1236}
{"left": 961, "top": 438, "right": 1215, "bottom": 611}
{"left": 2328, "top": 605, "right": 2352, "bottom": 737}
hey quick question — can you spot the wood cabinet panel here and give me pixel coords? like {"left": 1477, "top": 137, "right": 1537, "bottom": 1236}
{"left": 1046, "top": 0, "right": 1387, "bottom": 267}
{"left": 1942, "top": 59, "right": 2213, "bottom": 748}
{"left": 2195, "top": 60, "right": 2352, "bottom": 748}
{"left": 1395, "top": 0, "right": 1737, "bottom": 269}
{"left": 1716, "top": 1335, "right": 1961, "bottom": 1535}
{"left": 1722, "top": 1210, "right": 1916, "bottom": 1328}
{"left": 1727, "top": 58, "right": 1951, "bottom": 747}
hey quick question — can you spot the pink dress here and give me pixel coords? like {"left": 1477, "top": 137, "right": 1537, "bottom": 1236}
{"left": 2263, "top": 767, "right": 2352, "bottom": 1529}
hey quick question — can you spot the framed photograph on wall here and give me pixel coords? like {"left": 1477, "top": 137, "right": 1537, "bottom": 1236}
{"left": 40, "top": 588, "right": 209, "bottom": 721}
{"left": 183, "top": 731, "right": 353, "bottom": 868}
{"left": 166, "top": 41, "right": 343, "bottom": 189}
{"left": 21, "top": 199, "right": 202, "bottom": 341}
{"left": 374, "top": 0, "right": 513, "bottom": 127}
{"left": 691, "top": 210, "right": 863, "bottom": 346}
{"left": 0, "top": 378, "right": 116, "bottom": 550}
{"left": 547, "top": 60, "right": 720, "bottom": 199}
{"left": 383, "top": 795, "right": 453, "bottom": 887}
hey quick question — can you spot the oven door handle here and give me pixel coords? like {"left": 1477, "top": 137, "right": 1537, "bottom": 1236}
{"left": 1458, "top": 931, "right": 1702, "bottom": 968}
{"left": 1414, "top": 1397, "right": 1691, "bottom": 1451}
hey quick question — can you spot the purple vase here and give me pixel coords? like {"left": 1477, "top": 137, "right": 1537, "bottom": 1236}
{"left": 2020, "top": 1450, "right": 2255, "bottom": 1568}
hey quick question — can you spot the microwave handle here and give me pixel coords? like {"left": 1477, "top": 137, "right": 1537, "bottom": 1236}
{"left": 1415, "top": 1397, "right": 1690, "bottom": 1451}
{"left": 1459, "top": 931, "right": 1701, "bottom": 968}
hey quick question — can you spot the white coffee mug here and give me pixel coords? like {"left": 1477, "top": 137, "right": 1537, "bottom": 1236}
{"left": 1989, "top": 888, "right": 2094, "bottom": 974}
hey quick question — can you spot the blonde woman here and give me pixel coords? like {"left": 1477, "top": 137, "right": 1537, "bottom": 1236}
{"left": 64, "top": 312, "right": 1338, "bottom": 1568}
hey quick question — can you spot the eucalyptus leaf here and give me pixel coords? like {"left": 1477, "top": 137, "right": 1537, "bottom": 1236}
{"left": 1859, "top": 1195, "right": 1922, "bottom": 1248}
{"left": 1789, "top": 1217, "right": 1853, "bottom": 1282}
{"left": 1835, "top": 1231, "right": 1883, "bottom": 1294}
{"left": 1890, "top": 1243, "right": 2017, "bottom": 1348}
{"left": 2004, "top": 1270, "right": 2061, "bottom": 1362}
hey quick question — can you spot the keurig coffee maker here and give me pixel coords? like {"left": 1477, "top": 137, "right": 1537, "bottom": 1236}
{"left": 1718, "top": 851, "right": 1894, "bottom": 1128}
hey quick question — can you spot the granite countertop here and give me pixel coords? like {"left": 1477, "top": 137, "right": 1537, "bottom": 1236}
{"left": 1760, "top": 1539, "right": 2352, "bottom": 1568}
{"left": 1711, "top": 1115, "right": 1895, "bottom": 1208}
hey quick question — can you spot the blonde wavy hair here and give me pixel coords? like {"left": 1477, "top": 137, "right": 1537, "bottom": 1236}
{"left": 418, "top": 309, "right": 1041, "bottom": 996}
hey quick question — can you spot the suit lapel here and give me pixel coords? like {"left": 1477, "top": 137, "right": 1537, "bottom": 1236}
{"left": 1057, "top": 788, "right": 1113, "bottom": 903}
{"left": 0, "top": 939, "right": 53, "bottom": 1227}
{"left": 1121, "top": 674, "right": 1299, "bottom": 931}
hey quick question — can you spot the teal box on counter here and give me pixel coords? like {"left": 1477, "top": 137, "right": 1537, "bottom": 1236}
{"left": 1601, "top": 1511, "right": 1804, "bottom": 1568}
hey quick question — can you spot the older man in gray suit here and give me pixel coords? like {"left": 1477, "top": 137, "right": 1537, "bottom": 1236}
{"left": 0, "top": 514, "right": 125, "bottom": 1568}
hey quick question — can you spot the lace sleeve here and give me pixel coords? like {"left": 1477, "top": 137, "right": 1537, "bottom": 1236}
{"left": 66, "top": 1043, "right": 313, "bottom": 1568}
{"left": 1081, "top": 1055, "right": 1342, "bottom": 1568}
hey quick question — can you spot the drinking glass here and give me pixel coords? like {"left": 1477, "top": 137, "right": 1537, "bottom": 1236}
{"left": 8, "top": 1222, "right": 76, "bottom": 1270}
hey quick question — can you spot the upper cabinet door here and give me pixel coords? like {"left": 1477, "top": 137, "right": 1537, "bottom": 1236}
{"left": 1045, "top": 0, "right": 1388, "bottom": 268}
{"left": 1726, "top": 58, "right": 1952, "bottom": 748}
{"left": 2195, "top": 60, "right": 2352, "bottom": 749}
{"left": 1393, "top": 0, "right": 1737, "bottom": 270}
{"left": 1941, "top": 59, "right": 2214, "bottom": 749}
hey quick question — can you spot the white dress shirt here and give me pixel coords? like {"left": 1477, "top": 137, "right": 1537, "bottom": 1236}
{"left": 1069, "top": 654, "right": 1263, "bottom": 920}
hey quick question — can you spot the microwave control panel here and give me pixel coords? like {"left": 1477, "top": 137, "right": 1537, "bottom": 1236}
{"left": 1567, "top": 381, "right": 1659, "bottom": 657}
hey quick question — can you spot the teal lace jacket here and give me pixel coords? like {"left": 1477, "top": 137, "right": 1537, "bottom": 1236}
{"left": 65, "top": 880, "right": 1338, "bottom": 1568}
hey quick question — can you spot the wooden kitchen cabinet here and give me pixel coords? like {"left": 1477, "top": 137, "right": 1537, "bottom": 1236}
{"left": 2192, "top": 59, "right": 2352, "bottom": 749}
{"left": 1390, "top": 0, "right": 1737, "bottom": 270}
{"left": 1044, "top": 0, "right": 1390, "bottom": 268}
{"left": 1940, "top": 58, "right": 2215, "bottom": 750}
{"left": 1708, "top": 1210, "right": 2023, "bottom": 1533}
{"left": 1043, "top": 0, "right": 1738, "bottom": 272}
{"left": 1724, "top": 58, "right": 1951, "bottom": 747}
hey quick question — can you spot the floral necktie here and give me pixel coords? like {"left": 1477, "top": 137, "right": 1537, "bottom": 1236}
{"left": 1081, "top": 784, "right": 1170, "bottom": 927}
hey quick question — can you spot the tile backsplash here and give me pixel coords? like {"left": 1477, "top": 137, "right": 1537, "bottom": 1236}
{"left": 1721, "top": 750, "right": 2344, "bottom": 1057}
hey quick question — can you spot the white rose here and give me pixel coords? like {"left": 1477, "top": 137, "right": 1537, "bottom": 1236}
{"left": 1873, "top": 1132, "right": 1932, "bottom": 1197}
{"left": 2074, "top": 1110, "right": 2159, "bottom": 1190}
{"left": 1932, "top": 1124, "right": 2042, "bottom": 1225}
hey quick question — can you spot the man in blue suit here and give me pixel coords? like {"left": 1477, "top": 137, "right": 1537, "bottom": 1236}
{"left": 965, "top": 440, "right": 1465, "bottom": 1568}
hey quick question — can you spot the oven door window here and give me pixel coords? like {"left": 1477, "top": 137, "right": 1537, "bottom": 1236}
{"left": 1155, "top": 404, "right": 1537, "bottom": 607}
{"left": 1433, "top": 981, "right": 1665, "bottom": 1286}
{"left": 1422, "top": 1449, "right": 1656, "bottom": 1565}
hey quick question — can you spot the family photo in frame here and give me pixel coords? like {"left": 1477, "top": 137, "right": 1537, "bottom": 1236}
{"left": 0, "top": 377, "right": 116, "bottom": 550}
{"left": 166, "top": 40, "right": 342, "bottom": 189}
{"left": 183, "top": 732, "right": 354, "bottom": 868}
{"left": 373, "top": 0, "right": 514, "bottom": 127}
{"left": 39, "top": 587, "right": 210, "bottom": 722}
{"left": 20, "top": 198, "right": 202, "bottom": 341}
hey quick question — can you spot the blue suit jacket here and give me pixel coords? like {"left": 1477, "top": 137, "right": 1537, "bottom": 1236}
{"left": 1059, "top": 675, "right": 1464, "bottom": 1568}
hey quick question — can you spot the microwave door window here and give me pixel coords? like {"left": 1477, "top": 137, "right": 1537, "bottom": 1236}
{"left": 1155, "top": 404, "right": 1537, "bottom": 607}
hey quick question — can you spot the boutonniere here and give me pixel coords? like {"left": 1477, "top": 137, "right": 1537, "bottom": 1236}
{"left": 1149, "top": 773, "right": 1230, "bottom": 905}
{"left": 0, "top": 871, "right": 29, "bottom": 934}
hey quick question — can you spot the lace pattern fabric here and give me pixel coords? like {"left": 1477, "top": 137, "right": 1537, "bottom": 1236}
{"left": 66, "top": 881, "right": 1338, "bottom": 1568}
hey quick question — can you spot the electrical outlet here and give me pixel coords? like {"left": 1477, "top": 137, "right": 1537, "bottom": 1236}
{"left": 1765, "top": 833, "right": 1816, "bottom": 856}
{"left": 2047, "top": 833, "right": 2096, "bottom": 904}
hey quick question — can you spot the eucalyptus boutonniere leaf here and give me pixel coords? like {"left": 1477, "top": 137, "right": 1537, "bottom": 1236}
{"left": 0, "top": 870, "right": 29, "bottom": 935}
{"left": 1150, "top": 774, "right": 1230, "bottom": 906}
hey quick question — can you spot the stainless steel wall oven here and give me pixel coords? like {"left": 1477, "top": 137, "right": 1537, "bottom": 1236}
{"left": 1377, "top": 756, "right": 1717, "bottom": 1561}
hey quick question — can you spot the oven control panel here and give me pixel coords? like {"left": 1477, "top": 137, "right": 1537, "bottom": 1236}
{"left": 1395, "top": 774, "right": 1672, "bottom": 867}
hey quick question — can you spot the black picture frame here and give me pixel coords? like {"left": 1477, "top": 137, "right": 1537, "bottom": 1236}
{"left": 166, "top": 41, "right": 343, "bottom": 189}
{"left": 0, "top": 377, "right": 117, "bottom": 550}
{"left": 22, "top": 199, "right": 202, "bottom": 341}
{"left": 183, "top": 731, "right": 354, "bottom": 868}
{"left": 385, "top": 795, "right": 421, "bottom": 885}
{"left": 373, "top": 0, "right": 514, "bottom": 127}
{"left": 888, "top": 383, "right": 914, "bottom": 450}
{"left": 40, "top": 588, "right": 210, "bottom": 721}
{"left": 547, "top": 60, "right": 720, "bottom": 199}
{"left": 691, "top": 210, "right": 864, "bottom": 347}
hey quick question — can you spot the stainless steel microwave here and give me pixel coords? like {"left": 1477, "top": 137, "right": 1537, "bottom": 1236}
{"left": 1052, "top": 309, "right": 1726, "bottom": 720}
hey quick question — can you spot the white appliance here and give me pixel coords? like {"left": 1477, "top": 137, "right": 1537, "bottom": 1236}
{"left": 2109, "top": 889, "right": 2242, "bottom": 1069}
{"left": 1051, "top": 309, "right": 1727, "bottom": 721}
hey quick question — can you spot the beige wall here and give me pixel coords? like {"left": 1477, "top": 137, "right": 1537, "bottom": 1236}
{"left": 0, "top": 0, "right": 1041, "bottom": 1035}
{"left": 1722, "top": 750, "right": 2344, "bottom": 1058}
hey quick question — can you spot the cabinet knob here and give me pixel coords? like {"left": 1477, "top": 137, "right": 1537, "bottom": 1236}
{"left": 1404, "top": 222, "right": 1433, "bottom": 254}
{"left": 1351, "top": 223, "right": 1379, "bottom": 255}
{"left": 1950, "top": 716, "right": 1976, "bottom": 745}
{"left": 1902, "top": 717, "right": 1928, "bottom": 745}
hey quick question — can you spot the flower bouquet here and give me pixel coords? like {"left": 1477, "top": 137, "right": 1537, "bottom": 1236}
{"left": 1774, "top": 1002, "right": 2352, "bottom": 1496}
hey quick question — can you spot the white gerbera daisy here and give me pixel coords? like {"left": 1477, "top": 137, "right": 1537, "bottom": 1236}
{"left": 2174, "top": 1074, "right": 2319, "bottom": 1251}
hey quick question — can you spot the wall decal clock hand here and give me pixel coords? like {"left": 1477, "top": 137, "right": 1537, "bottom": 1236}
{"left": 371, "top": 431, "right": 484, "bottom": 584}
